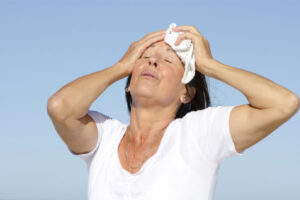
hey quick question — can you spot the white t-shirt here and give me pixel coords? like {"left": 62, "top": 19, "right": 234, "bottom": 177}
{"left": 70, "top": 105, "right": 244, "bottom": 200}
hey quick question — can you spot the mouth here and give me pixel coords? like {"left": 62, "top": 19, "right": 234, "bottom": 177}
{"left": 140, "top": 71, "right": 159, "bottom": 80}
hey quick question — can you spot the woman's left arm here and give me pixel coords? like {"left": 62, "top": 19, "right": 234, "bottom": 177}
{"left": 204, "top": 59, "right": 299, "bottom": 153}
{"left": 173, "top": 25, "right": 300, "bottom": 153}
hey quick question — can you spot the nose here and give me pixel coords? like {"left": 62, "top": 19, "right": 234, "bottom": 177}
{"left": 148, "top": 57, "right": 158, "bottom": 68}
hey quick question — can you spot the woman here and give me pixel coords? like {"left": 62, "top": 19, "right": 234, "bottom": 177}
{"left": 47, "top": 25, "right": 299, "bottom": 200}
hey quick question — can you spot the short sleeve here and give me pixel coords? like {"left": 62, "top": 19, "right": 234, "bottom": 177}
{"left": 70, "top": 110, "right": 112, "bottom": 167}
{"left": 184, "top": 105, "right": 244, "bottom": 165}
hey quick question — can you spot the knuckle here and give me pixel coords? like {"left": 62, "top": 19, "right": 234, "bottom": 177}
{"left": 191, "top": 25, "right": 197, "bottom": 31}
{"left": 130, "top": 41, "right": 137, "bottom": 47}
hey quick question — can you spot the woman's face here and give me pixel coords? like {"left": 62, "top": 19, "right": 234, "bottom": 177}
{"left": 128, "top": 40, "right": 187, "bottom": 109}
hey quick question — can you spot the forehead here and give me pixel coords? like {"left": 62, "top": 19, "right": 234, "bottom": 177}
{"left": 145, "top": 41, "right": 176, "bottom": 55}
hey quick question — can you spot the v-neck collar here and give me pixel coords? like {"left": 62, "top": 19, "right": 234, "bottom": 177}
{"left": 115, "top": 121, "right": 175, "bottom": 178}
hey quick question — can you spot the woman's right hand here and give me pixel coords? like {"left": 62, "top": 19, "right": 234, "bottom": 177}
{"left": 117, "top": 29, "right": 167, "bottom": 76}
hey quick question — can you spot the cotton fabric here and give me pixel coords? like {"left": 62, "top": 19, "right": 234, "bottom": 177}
{"left": 70, "top": 106, "right": 244, "bottom": 200}
{"left": 164, "top": 22, "right": 196, "bottom": 84}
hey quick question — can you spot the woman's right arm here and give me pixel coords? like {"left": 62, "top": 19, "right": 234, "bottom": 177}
{"left": 47, "top": 63, "right": 129, "bottom": 154}
{"left": 47, "top": 29, "right": 166, "bottom": 154}
{"left": 47, "top": 63, "right": 128, "bottom": 120}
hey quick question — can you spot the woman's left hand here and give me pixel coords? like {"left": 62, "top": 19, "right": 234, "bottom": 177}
{"left": 172, "top": 25, "right": 214, "bottom": 75}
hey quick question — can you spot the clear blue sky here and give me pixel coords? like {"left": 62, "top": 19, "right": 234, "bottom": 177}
{"left": 1, "top": 0, "right": 299, "bottom": 199}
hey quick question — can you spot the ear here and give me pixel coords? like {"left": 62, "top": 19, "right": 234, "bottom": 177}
{"left": 125, "top": 86, "right": 131, "bottom": 92}
{"left": 180, "top": 86, "right": 196, "bottom": 104}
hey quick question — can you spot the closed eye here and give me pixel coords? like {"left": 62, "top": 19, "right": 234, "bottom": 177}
{"left": 164, "top": 59, "right": 172, "bottom": 63}
{"left": 143, "top": 56, "right": 172, "bottom": 63}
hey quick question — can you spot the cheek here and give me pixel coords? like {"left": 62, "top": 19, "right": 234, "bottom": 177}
{"left": 163, "top": 66, "right": 183, "bottom": 82}
{"left": 161, "top": 68, "right": 183, "bottom": 90}
{"left": 159, "top": 69, "right": 184, "bottom": 100}
{"left": 132, "top": 59, "right": 143, "bottom": 70}
{"left": 131, "top": 60, "right": 144, "bottom": 79}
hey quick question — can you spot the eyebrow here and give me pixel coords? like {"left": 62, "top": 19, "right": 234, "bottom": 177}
{"left": 149, "top": 44, "right": 174, "bottom": 53}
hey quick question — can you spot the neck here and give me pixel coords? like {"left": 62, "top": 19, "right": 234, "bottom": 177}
{"left": 128, "top": 106, "right": 175, "bottom": 146}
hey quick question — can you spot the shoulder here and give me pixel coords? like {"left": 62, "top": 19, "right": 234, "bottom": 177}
{"left": 177, "top": 105, "right": 236, "bottom": 130}
{"left": 182, "top": 106, "right": 235, "bottom": 119}
{"left": 87, "top": 110, "right": 127, "bottom": 133}
{"left": 87, "top": 110, "right": 112, "bottom": 122}
{"left": 180, "top": 106, "right": 213, "bottom": 122}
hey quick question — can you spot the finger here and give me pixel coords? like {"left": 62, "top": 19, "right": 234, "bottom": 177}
{"left": 172, "top": 25, "right": 201, "bottom": 35}
{"left": 142, "top": 29, "right": 167, "bottom": 40}
{"left": 174, "top": 32, "right": 196, "bottom": 46}
{"left": 135, "top": 31, "right": 166, "bottom": 46}
{"left": 143, "top": 32, "right": 166, "bottom": 47}
{"left": 138, "top": 33, "right": 166, "bottom": 54}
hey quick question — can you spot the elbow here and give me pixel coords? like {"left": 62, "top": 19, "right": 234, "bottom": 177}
{"left": 288, "top": 94, "right": 300, "bottom": 111}
{"left": 280, "top": 94, "right": 300, "bottom": 116}
{"left": 47, "top": 96, "right": 67, "bottom": 120}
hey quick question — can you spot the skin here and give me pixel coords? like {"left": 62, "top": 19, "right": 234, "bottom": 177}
{"left": 122, "top": 25, "right": 300, "bottom": 170}
{"left": 118, "top": 41, "right": 197, "bottom": 173}
{"left": 171, "top": 25, "right": 299, "bottom": 155}
{"left": 124, "top": 40, "right": 195, "bottom": 147}
{"left": 48, "top": 25, "right": 299, "bottom": 174}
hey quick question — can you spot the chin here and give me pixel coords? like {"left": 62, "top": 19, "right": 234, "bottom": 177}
{"left": 134, "top": 86, "right": 156, "bottom": 97}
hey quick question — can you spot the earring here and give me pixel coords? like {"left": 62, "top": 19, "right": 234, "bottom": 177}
{"left": 125, "top": 87, "right": 129, "bottom": 92}
{"left": 183, "top": 97, "right": 187, "bottom": 102}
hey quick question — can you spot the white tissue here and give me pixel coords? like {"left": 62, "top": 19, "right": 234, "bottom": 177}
{"left": 164, "top": 23, "right": 196, "bottom": 84}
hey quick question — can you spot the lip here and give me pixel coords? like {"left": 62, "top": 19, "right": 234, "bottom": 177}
{"left": 140, "top": 70, "right": 159, "bottom": 80}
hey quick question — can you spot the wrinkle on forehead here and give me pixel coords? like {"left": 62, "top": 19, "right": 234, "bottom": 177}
{"left": 148, "top": 42, "right": 176, "bottom": 54}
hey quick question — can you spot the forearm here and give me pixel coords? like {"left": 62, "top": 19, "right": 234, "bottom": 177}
{"left": 48, "top": 62, "right": 128, "bottom": 120}
{"left": 204, "top": 59, "right": 299, "bottom": 111}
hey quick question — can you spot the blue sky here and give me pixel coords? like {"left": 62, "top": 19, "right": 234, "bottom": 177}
{"left": 0, "top": 0, "right": 299, "bottom": 199}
